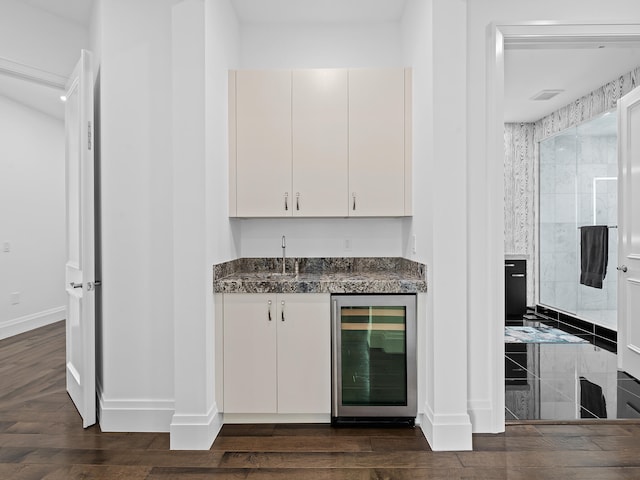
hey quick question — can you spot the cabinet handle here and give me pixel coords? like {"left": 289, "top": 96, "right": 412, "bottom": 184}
{"left": 511, "top": 273, "right": 525, "bottom": 278}
{"left": 505, "top": 263, "right": 516, "bottom": 268}
{"left": 284, "top": 193, "right": 289, "bottom": 211}
{"left": 296, "top": 192, "right": 300, "bottom": 211}
{"left": 281, "top": 300, "right": 285, "bottom": 321}
{"left": 352, "top": 193, "right": 356, "bottom": 211}
{"left": 332, "top": 300, "right": 339, "bottom": 414}
{"left": 268, "top": 300, "right": 272, "bottom": 321}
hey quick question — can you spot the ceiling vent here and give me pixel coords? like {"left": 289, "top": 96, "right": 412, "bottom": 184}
{"left": 530, "top": 89, "right": 564, "bottom": 101}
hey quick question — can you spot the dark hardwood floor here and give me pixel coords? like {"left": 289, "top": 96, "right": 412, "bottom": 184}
{"left": 3, "top": 321, "right": 640, "bottom": 479}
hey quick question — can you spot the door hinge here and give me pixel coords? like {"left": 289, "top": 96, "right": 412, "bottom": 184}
{"left": 88, "top": 121, "right": 92, "bottom": 150}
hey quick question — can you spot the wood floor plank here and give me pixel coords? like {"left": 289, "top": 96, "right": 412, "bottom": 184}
{"left": 369, "top": 436, "right": 431, "bottom": 451}
{"left": 146, "top": 467, "right": 250, "bottom": 479}
{"left": 217, "top": 451, "right": 463, "bottom": 469}
{"left": 3, "top": 321, "right": 640, "bottom": 479}
{"left": 472, "top": 435, "right": 555, "bottom": 451}
{"left": 591, "top": 435, "right": 640, "bottom": 451}
{"left": 497, "top": 467, "right": 640, "bottom": 480}
{"left": 212, "top": 435, "right": 373, "bottom": 452}
{"left": 456, "top": 450, "right": 640, "bottom": 469}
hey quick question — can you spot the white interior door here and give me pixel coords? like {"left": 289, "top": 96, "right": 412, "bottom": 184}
{"left": 617, "top": 86, "right": 640, "bottom": 381}
{"left": 65, "top": 50, "right": 96, "bottom": 428}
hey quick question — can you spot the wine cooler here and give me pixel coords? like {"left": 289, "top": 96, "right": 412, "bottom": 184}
{"left": 331, "top": 294, "right": 417, "bottom": 425}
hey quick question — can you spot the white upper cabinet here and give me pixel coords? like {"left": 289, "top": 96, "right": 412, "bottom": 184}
{"left": 349, "top": 68, "right": 406, "bottom": 217}
{"left": 229, "top": 68, "right": 411, "bottom": 217}
{"left": 292, "top": 69, "right": 348, "bottom": 217}
{"left": 235, "top": 70, "right": 292, "bottom": 217}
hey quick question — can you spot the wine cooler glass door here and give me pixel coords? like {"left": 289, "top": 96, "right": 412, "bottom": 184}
{"left": 332, "top": 295, "right": 416, "bottom": 419}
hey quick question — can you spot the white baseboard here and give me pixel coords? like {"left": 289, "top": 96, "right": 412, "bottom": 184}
{"left": 170, "top": 405, "right": 223, "bottom": 450}
{"left": 97, "top": 384, "right": 174, "bottom": 432}
{"left": 420, "top": 403, "right": 473, "bottom": 451}
{"left": 223, "top": 413, "right": 330, "bottom": 424}
{"left": 468, "top": 399, "right": 504, "bottom": 433}
{"left": 0, "top": 306, "right": 65, "bottom": 340}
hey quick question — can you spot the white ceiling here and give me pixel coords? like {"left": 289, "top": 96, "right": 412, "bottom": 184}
{"left": 0, "top": 74, "right": 64, "bottom": 119}
{"left": 505, "top": 45, "right": 640, "bottom": 123}
{"left": 20, "top": 0, "right": 94, "bottom": 26}
{"left": 232, "top": 0, "right": 640, "bottom": 124}
{"left": 230, "top": 0, "right": 407, "bottom": 23}
{"left": 0, "top": 0, "right": 95, "bottom": 120}
{"left": 4, "top": 1, "right": 640, "bottom": 125}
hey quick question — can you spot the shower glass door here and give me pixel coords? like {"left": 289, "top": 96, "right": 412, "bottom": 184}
{"left": 538, "top": 111, "right": 618, "bottom": 329}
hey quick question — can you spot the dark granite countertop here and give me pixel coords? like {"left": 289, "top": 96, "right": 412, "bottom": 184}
{"left": 213, "top": 257, "right": 427, "bottom": 294}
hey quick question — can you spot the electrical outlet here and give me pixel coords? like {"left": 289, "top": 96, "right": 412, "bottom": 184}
{"left": 344, "top": 237, "right": 352, "bottom": 251}
{"left": 10, "top": 292, "right": 20, "bottom": 305}
{"left": 2, "top": 242, "right": 9, "bottom": 253}
{"left": 412, "top": 235, "right": 417, "bottom": 254}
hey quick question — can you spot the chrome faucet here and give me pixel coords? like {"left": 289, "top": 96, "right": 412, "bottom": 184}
{"left": 281, "top": 235, "right": 286, "bottom": 274}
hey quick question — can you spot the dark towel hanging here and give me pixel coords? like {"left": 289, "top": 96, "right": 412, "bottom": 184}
{"left": 580, "top": 225, "right": 609, "bottom": 289}
{"left": 580, "top": 376, "right": 607, "bottom": 418}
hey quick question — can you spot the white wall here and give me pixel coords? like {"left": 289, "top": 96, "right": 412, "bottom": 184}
{"left": 235, "top": 19, "right": 408, "bottom": 259}
{"left": 97, "top": 0, "right": 179, "bottom": 431}
{"left": 401, "top": 0, "right": 433, "bottom": 439}
{"left": 240, "top": 22, "right": 403, "bottom": 69}
{"left": 239, "top": 218, "right": 406, "bottom": 258}
{"left": 206, "top": 0, "right": 240, "bottom": 264}
{"left": 401, "top": 0, "right": 472, "bottom": 451}
{"left": 170, "top": 0, "right": 239, "bottom": 450}
{"left": 0, "top": 95, "right": 65, "bottom": 338}
{"left": 84, "top": 0, "right": 640, "bottom": 450}
{"left": 0, "top": 0, "right": 88, "bottom": 77}
{"left": 94, "top": 0, "right": 240, "bottom": 442}
{"left": 0, "top": 0, "right": 89, "bottom": 340}
{"left": 466, "top": 0, "right": 640, "bottom": 434}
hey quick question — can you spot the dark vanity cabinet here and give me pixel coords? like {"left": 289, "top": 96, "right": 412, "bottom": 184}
{"left": 505, "top": 259, "right": 527, "bottom": 321}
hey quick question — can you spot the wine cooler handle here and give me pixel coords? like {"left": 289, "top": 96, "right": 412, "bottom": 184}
{"left": 332, "top": 300, "right": 339, "bottom": 415}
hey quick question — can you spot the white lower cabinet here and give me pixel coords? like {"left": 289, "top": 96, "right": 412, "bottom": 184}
{"left": 222, "top": 293, "right": 331, "bottom": 415}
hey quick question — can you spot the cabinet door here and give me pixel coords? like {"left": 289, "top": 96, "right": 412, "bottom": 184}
{"left": 276, "top": 294, "right": 331, "bottom": 414}
{"left": 292, "top": 69, "right": 348, "bottom": 216}
{"left": 223, "top": 294, "right": 277, "bottom": 413}
{"left": 236, "top": 70, "right": 292, "bottom": 217}
{"left": 348, "top": 68, "right": 405, "bottom": 216}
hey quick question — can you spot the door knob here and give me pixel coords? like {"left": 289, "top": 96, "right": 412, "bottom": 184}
{"left": 70, "top": 282, "right": 82, "bottom": 289}
{"left": 618, "top": 265, "right": 628, "bottom": 273}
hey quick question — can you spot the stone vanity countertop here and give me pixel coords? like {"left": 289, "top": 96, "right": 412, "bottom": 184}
{"left": 213, "top": 257, "right": 427, "bottom": 294}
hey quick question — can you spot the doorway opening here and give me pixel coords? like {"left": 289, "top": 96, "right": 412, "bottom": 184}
{"left": 489, "top": 22, "right": 640, "bottom": 423}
